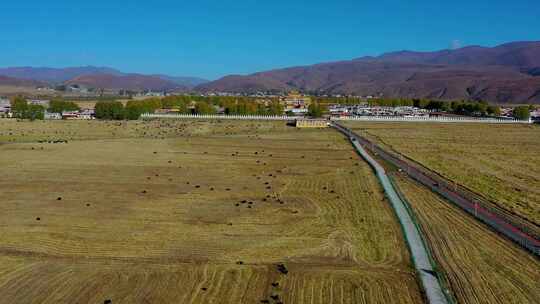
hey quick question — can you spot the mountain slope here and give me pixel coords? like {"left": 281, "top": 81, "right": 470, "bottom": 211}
{"left": 65, "top": 74, "right": 183, "bottom": 91}
{"left": 0, "top": 75, "right": 46, "bottom": 87}
{"left": 198, "top": 41, "right": 540, "bottom": 104}
{"left": 0, "top": 66, "right": 206, "bottom": 89}
{"left": 0, "top": 66, "right": 123, "bottom": 83}
{"left": 150, "top": 75, "right": 209, "bottom": 87}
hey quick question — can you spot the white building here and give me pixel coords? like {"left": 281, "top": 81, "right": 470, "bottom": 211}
{"left": 44, "top": 111, "right": 62, "bottom": 120}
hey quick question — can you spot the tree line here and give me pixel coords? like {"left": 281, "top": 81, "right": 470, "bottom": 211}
{"left": 10, "top": 97, "right": 45, "bottom": 120}
{"left": 96, "top": 96, "right": 285, "bottom": 120}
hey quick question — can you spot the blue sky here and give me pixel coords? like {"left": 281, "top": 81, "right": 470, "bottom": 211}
{"left": 1, "top": 0, "right": 539, "bottom": 79}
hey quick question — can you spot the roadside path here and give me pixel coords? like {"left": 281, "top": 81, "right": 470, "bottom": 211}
{"left": 333, "top": 123, "right": 449, "bottom": 304}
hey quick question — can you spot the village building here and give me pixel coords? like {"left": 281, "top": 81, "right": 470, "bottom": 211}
{"left": 282, "top": 91, "right": 311, "bottom": 116}
{"left": 28, "top": 99, "right": 50, "bottom": 107}
{"left": 295, "top": 119, "right": 329, "bottom": 128}
{"left": 60, "top": 109, "right": 95, "bottom": 120}
{"left": 0, "top": 98, "right": 11, "bottom": 116}
{"left": 44, "top": 111, "right": 62, "bottom": 120}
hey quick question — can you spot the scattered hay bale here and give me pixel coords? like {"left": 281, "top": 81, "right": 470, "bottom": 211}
{"left": 104, "top": 300, "right": 112, "bottom": 304}
{"left": 271, "top": 282, "right": 279, "bottom": 287}
{"left": 86, "top": 203, "right": 91, "bottom": 207}
{"left": 276, "top": 263, "right": 288, "bottom": 274}
{"left": 201, "top": 287, "right": 207, "bottom": 291}
{"left": 36, "top": 217, "right": 40, "bottom": 221}
{"left": 57, "top": 197, "right": 62, "bottom": 201}
{"left": 236, "top": 261, "right": 244, "bottom": 265}
{"left": 141, "top": 190, "right": 147, "bottom": 194}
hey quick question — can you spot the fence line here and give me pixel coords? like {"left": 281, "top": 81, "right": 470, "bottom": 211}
{"left": 140, "top": 113, "right": 531, "bottom": 124}
{"left": 346, "top": 131, "right": 449, "bottom": 304}
{"left": 332, "top": 116, "right": 530, "bottom": 124}
{"left": 332, "top": 122, "right": 540, "bottom": 256}
{"left": 388, "top": 176, "right": 457, "bottom": 304}
{"left": 141, "top": 113, "right": 292, "bottom": 121}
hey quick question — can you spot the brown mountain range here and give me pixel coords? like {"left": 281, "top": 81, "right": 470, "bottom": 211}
{"left": 65, "top": 74, "right": 184, "bottom": 91}
{"left": 198, "top": 41, "right": 540, "bottom": 104}
{"left": 0, "top": 75, "right": 46, "bottom": 87}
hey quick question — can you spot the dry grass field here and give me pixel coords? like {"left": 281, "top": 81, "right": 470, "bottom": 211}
{"left": 0, "top": 119, "right": 422, "bottom": 304}
{"left": 393, "top": 175, "right": 540, "bottom": 304}
{"left": 342, "top": 122, "right": 540, "bottom": 226}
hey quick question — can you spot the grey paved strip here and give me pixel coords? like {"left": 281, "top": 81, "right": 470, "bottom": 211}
{"left": 334, "top": 125, "right": 448, "bottom": 304}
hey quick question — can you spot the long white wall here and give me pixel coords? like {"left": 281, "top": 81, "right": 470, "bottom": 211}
{"left": 140, "top": 113, "right": 531, "bottom": 124}
{"left": 332, "top": 116, "right": 531, "bottom": 124}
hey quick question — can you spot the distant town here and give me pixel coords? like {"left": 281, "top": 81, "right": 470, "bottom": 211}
{"left": 1, "top": 91, "right": 538, "bottom": 122}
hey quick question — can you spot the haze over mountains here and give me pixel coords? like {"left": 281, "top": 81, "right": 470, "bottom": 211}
{"left": 199, "top": 41, "right": 540, "bottom": 104}
{"left": 0, "top": 66, "right": 208, "bottom": 91}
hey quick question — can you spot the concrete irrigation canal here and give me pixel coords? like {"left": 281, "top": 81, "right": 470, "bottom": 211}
{"left": 333, "top": 123, "right": 449, "bottom": 304}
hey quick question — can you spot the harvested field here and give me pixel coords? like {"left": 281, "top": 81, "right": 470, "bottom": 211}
{"left": 0, "top": 119, "right": 421, "bottom": 303}
{"left": 342, "top": 122, "right": 540, "bottom": 226}
{"left": 393, "top": 175, "right": 540, "bottom": 304}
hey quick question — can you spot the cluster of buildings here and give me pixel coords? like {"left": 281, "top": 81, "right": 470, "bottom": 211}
{"left": 283, "top": 91, "right": 311, "bottom": 116}
{"left": 0, "top": 98, "right": 10, "bottom": 117}
{"left": 44, "top": 109, "right": 95, "bottom": 120}
{"left": 328, "top": 104, "right": 429, "bottom": 117}
{"left": 0, "top": 97, "right": 95, "bottom": 120}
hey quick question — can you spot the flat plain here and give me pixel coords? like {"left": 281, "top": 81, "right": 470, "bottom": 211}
{"left": 342, "top": 121, "right": 540, "bottom": 226}
{"left": 393, "top": 175, "right": 540, "bottom": 304}
{"left": 0, "top": 119, "right": 422, "bottom": 304}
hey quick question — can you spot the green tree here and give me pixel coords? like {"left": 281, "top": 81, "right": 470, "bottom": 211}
{"left": 486, "top": 105, "right": 501, "bottom": 116}
{"left": 513, "top": 106, "right": 530, "bottom": 120}
{"left": 308, "top": 102, "right": 324, "bottom": 118}
{"left": 268, "top": 101, "right": 284, "bottom": 115}
{"left": 95, "top": 101, "right": 125, "bottom": 120}
{"left": 10, "top": 96, "right": 29, "bottom": 118}
{"left": 27, "top": 104, "right": 45, "bottom": 120}
{"left": 48, "top": 99, "right": 80, "bottom": 113}
{"left": 195, "top": 101, "right": 216, "bottom": 114}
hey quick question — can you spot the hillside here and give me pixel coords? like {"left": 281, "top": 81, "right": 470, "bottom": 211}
{"left": 0, "top": 75, "right": 45, "bottom": 87}
{"left": 0, "top": 66, "right": 122, "bottom": 83}
{"left": 0, "top": 66, "right": 207, "bottom": 89}
{"left": 65, "top": 74, "right": 183, "bottom": 91}
{"left": 198, "top": 41, "right": 540, "bottom": 104}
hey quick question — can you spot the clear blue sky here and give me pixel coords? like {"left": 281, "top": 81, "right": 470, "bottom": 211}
{"left": 1, "top": 0, "right": 539, "bottom": 79}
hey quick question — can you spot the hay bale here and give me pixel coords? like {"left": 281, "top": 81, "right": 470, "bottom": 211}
{"left": 36, "top": 217, "right": 40, "bottom": 221}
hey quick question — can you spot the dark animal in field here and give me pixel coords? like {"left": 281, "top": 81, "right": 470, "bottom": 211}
{"left": 276, "top": 263, "right": 288, "bottom": 274}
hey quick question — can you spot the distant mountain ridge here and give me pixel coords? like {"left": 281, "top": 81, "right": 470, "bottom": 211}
{"left": 0, "top": 66, "right": 209, "bottom": 89}
{"left": 65, "top": 74, "right": 183, "bottom": 91}
{"left": 198, "top": 41, "right": 540, "bottom": 104}
{"left": 0, "top": 75, "right": 46, "bottom": 87}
